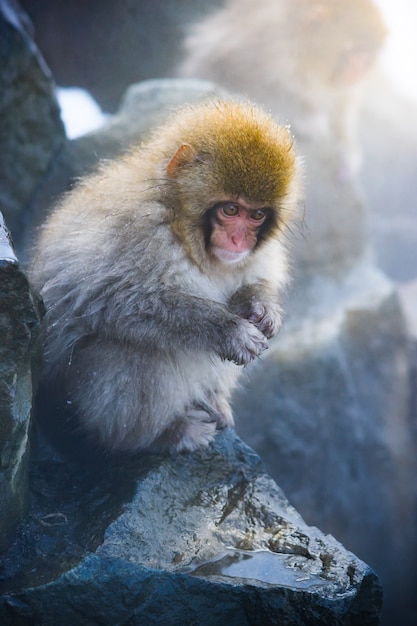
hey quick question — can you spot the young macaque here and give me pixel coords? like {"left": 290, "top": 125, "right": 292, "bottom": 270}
{"left": 31, "top": 99, "right": 301, "bottom": 454}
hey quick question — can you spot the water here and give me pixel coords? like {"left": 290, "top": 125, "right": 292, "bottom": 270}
{"left": 184, "top": 549, "right": 327, "bottom": 590}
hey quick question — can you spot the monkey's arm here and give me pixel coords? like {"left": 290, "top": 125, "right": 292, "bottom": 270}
{"left": 87, "top": 287, "right": 268, "bottom": 366}
{"left": 228, "top": 281, "right": 283, "bottom": 339}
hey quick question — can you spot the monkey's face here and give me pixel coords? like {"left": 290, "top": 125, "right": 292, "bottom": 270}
{"left": 161, "top": 99, "right": 301, "bottom": 270}
{"left": 167, "top": 152, "right": 295, "bottom": 271}
{"left": 207, "top": 199, "right": 273, "bottom": 265}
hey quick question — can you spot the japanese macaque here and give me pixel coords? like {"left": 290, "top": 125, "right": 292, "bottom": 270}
{"left": 178, "top": 0, "right": 386, "bottom": 175}
{"left": 31, "top": 99, "right": 301, "bottom": 454}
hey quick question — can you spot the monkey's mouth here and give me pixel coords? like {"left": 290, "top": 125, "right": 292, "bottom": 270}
{"left": 211, "top": 247, "right": 250, "bottom": 265}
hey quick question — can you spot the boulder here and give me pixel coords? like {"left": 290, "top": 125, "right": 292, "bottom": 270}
{"left": 66, "top": 78, "right": 229, "bottom": 176}
{"left": 0, "top": 214, "right": 43, "bottom": 552}
{"left": 20, "top": 0, "right": 224, "bottom": 112}
{"left": 0, "top": 431, "right": 382, "bottom": 625}
{"left": 0, "top": 0, "right": 66, "bottom": 251}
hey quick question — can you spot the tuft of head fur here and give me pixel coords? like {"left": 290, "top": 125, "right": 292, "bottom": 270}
{"left": 142, "top": 98, "right": 301, "bottom": 267}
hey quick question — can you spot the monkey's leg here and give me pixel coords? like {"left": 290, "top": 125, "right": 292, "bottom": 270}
{"left": 62, "top": 338, "right": 180, "bottom": 452}
{"left": 61, "top": 338, "right": 234, "bottom": 454}
{"left": 197, "top": 394, "right": 235, "bottom": 430}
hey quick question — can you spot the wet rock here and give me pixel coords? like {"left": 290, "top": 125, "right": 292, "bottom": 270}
{"left": 0, "top": 214, "right": 43, "bottom": 551}
{"left": 0, "top": 0, "right": 66, "bottom": 250}
{"left": 0, "top": 431, "right": 382, "bottom": 625}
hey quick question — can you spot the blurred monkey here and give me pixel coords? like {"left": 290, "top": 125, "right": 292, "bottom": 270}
{"left": 178, "top": 0, "right": 386, "bottom": 274}
{"left": 179, "top": 0, "right": 386, "bottom": 175}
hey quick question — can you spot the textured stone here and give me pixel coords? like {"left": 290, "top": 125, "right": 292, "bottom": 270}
{"left": 0, "top": 432, "right": 382, "bottom": 625}
{"left": 19, "top": 0, "right": 223, "bottom": 112}
{"left": 0, "top": 0, "right": 65, "bottom": 250}
{"left": 0, "top": 214, "right": 43, "bottom": 551}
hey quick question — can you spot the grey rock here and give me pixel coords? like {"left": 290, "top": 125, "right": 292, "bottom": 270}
{"left": 235, "top": 264, "right": 415, "bottom": 624}
{"left": 0, "top": 0, "right": 66, "bottom": 249}
{"left": 0, "top": 431, "right": 382, "bottom": 625}
{"left": 19, "top": 0, "right": 223, "bottom": 112}
{"left": 0, "top": 213, "right": 43, "bottom": 552}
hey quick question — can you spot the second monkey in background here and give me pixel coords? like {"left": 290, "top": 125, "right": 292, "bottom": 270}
{"left": 31, "top": 99, "right": 302, "bottom": 454}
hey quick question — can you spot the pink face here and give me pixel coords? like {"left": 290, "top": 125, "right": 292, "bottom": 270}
{"left": 209, "top": 199, "right": 269, "bottom": 264}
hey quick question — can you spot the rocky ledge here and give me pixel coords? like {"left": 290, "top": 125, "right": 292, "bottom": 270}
{"left": 0, "top": 429, "right": 381, "bottom": 625}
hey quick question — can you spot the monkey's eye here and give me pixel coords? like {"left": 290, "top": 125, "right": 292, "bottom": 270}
{"left": 221, "top": 203, "right": 240, "bottom": 217}
{"left": 251, "top": 208, "right": 267, "bottom": 221}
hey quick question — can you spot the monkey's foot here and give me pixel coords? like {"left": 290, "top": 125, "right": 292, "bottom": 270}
{"left": 194, "top": 399, "right": 234, "bottom": 431}
{"left": 154, "top": 410, "right": 219, "bottom": 453}
{"left": 176, "top": 409, "right": 219, "bottom": 452}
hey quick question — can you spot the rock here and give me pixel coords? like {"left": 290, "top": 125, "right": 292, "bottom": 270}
{"left": 0, "top": 0, "right": 66, "bottom": 250}
{"left": 0, "top": 213, "right": 44, "bottom": 552}
{"left": 0, "top": 431, "right": 382, "bottom": 625}
{"left": 20, "top": 0, "right": 224, "bottom": 112}
{"left": 234, "top": 263, "right": 416, "bottom": 624}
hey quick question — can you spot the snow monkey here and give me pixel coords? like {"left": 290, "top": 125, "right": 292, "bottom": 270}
{"left": 31, "top": 99, "right": 302, "bottom": 454}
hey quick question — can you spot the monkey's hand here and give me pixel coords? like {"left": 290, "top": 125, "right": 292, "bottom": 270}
{"left": 228, "top": 284, "right": 282, "bottom": 339}
{"left": 222, "top": 318, "right": 269, "bottom": 366}
{"left": 245, "top": 301, "right": 282, "bottom": 339}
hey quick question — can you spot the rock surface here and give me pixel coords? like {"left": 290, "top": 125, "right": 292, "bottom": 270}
{"left": 0, "top": 214, "right": 43, "bottom": 552}
{"left": 0, "top": 0, "right": 65, "bottom": 250}
{"left": 20, "top": 0, "right": 223, "bottom": 112}
{"left": 66, "top": 78, "right": 229, "bottom": 176}
{"left": 0, "top": 431, "right": 382, "bottom": 625}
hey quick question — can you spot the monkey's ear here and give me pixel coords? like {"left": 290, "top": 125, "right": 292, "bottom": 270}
{"left": 166, "top": 143, "right": 196, "bottom": 178}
